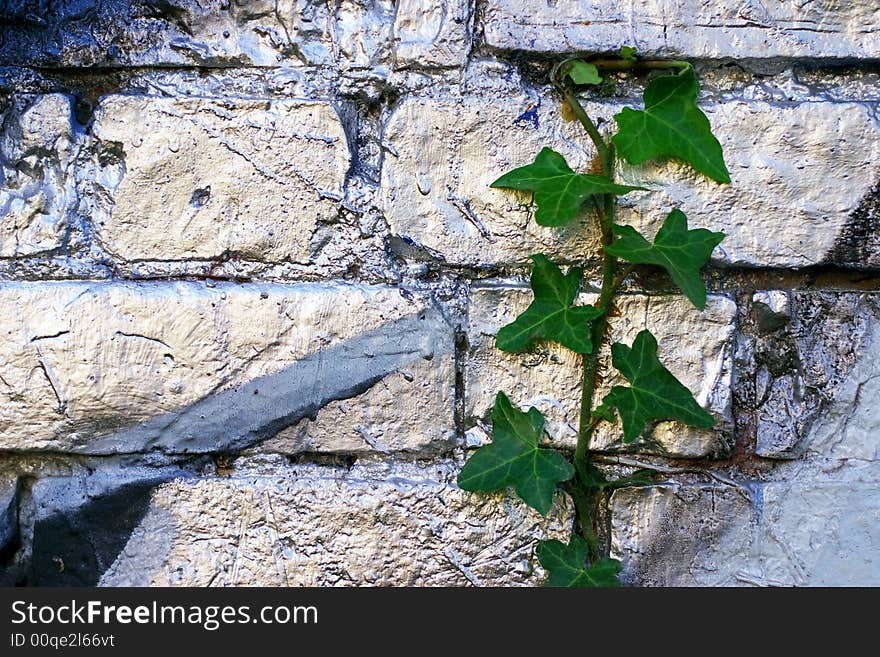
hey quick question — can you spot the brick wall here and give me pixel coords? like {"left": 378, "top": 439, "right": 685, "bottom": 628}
{"left": 0, "top": 0, "right": 877, "bottom": 586}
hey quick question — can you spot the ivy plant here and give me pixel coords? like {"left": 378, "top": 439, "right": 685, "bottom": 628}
{"left": 457, "top": 52, "right": 729, "bottom": 586}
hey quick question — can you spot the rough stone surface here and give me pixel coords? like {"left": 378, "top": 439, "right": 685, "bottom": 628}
{"left": 613, "top": 475, "right": 880, "bottom": 586}
{"left": 0, "top": 1, "right": 471, "bottom": 73}
{"left": 99, "top": 459, "right": 572, "bottom": 586}
{"left": 609, "top": 100, "right": 880, "bottom": 270}
{"left": 466, "top": 288, "right": 736, "bottom": 457}
{"left": 28, "top": 463, "right": 193, "bottom": 586}
{"left": 483, "top": 1, "right": 880, "bottom": 60}
{"left": 611, "top": 483, "right": 756, "bottom": 586}
{"left": 0, "top": 281, "right": 455, "bottom": 455}
{"left": 0, "top": 94, "right": 75, "bottom": 258}
{"left": 613, "top": 294, "right": 880, "bottom": 586}
{"left": 753, "top": 292, "right": 879, "bottom": 459}
{"left": 381, "top": 82, "right": 880, "bottom": 269}
{"left": 380, "top": 73, "right": 602, "bottom": 268}
{"left": 827, "top": 179, "right": 880, "bottom": 269}
{"left": 392, "top": 0, "right": 471, "bottom": 69}
{"left": 0, "top": 0, "right": 400, "bottom": 70}
{"left": 1, "top": 2, "right": 879, "bottom": 588}
{"left": 89, "top": 95, "right": 349, "bottom": 265}
{"left": 263, "top": 357, "right": 454, "bottom": 455}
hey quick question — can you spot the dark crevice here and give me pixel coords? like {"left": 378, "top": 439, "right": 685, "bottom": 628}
{"left": 453, "top": 324, "right": 469, "bottom": 446}
{"left": 1, "top": 262, "right": 878, "bottom": 293}
{"left": 0, "top": 476, "right": 23, "bottom": 584}
{"left": 285, "top": 452, "right": 358, "bottom": 470}
{"left": 0, "top": 0, "right": 879, "bottom": 589}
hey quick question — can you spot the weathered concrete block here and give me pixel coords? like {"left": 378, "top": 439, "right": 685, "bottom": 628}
{"left": 466, "top": 287, "right": 736, "bottom": 457}
{"left": 89, "top": 95, "right": 349, "bottom": 265}
{"left": 0, "top": 94, "right": 75, "bottom": 258}
{"left": 0, "top": 0, "right": 399, "bottom": 69}
{"left": 1, "top": 0, "right": 318, "bottom": 67}
{"left": 755, "top": 374, "right": 802, "bottom": 458}
{"left": 483, "top": 1, "right": 880, "bottom": 60}
{"left": 0, "top": 281, "right": 455, "bottom": 455}
{"left": 610, "top": 100, "right": 880, "bottom": 270}
{"left": 381, "top": 83, "right": 880, "bottom": 269}
{"left": 334, "top": 0, "right": 396, "bottom": 70}
{"left": 263, "top": 357, "right": 453, "bottom": 455}
{"left": 613, "top": 313, "right": 880, "bottom": 586}
{"left": 612, "top": 475, "right": 880, "bottom": 586}
{"left": 752, "top": 291, "right": 879, "bottom": 459}
{"left": 611, "top": 483, "right": 756, "bottom": 586}
{"left": 380, "top": 87, "right": 601, "bottom": 267}
{"left": 99, "top": 459, "right": 572, "bottom": 586}
{"left": 392, "top": 0, "right": 471, "bottom": 69}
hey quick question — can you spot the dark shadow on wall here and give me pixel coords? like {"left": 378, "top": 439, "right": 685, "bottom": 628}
{"left": 28, "top": 479, "right": 162, "bottom": 586}
{"left": 825, "top": 177, "right": 880, "bottom": 269}
{"left": 0, "top": 476, "right": 22, "bottom": 585}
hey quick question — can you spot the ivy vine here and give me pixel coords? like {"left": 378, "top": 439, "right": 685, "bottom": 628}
{"left": 457, "top": 50, "right": 730, "bottom": 586}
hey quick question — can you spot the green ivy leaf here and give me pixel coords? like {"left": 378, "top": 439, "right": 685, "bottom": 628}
{"left": 565, "top": 60, "right": 602, "bottom": 85}
{"left": 496, "top": 254, "right": 604, "bottom": 354}
{"left": 591, "top": 403, "right": 615, "bottom": 423}
{"left": 602, "top": 330, "right": 715, "bottom": 442}
{"left": 458, "top": 392, "right": 573, "bottom": 515}
{"left": 604, "top": 209, "right": 725, "bottom": 310}
{"left": 537, "top": 536, "right": 622, "bottom": 587}
{"left": 491, "top": 147, "right": 645, "bottom": 227}
{"left": 612, "top": 65, "right": 730, "bottom": 183}
{"left": 619, "top": 46, "right": 638, "bottom": 63}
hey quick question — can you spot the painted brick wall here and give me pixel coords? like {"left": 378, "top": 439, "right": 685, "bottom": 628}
{"left": 0, "top": 1, "right": 877, "bottom": 586}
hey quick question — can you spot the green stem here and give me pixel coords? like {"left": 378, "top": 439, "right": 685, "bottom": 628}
{"left": 565, "top": 90, "right": 618, "bottom": 463}
{"left": 552, "top": 56, "right": 689, "bottom": 94}
{"left": 590, "top": 58, "right": 690, "bottom": 72}
{"left": 562, "top": 88, "right": 624, "bottom": 561}
{"left": 565, "top": 479, "right": 600, "bottom": 560}
{"left": 575, "top": 213, "right": 616, "bottom": 464}
{"left": 563, "top": 88, "right": 610, "bottom": 167}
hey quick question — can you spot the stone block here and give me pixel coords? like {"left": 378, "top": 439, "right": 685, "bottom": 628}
{"left": 0, "top": 281, "right": 455, "bottom": 455}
